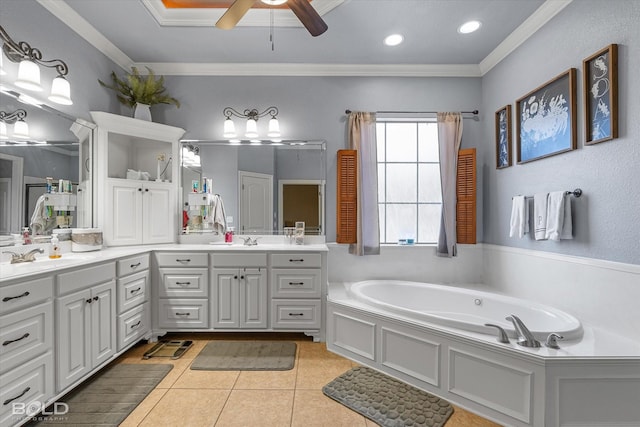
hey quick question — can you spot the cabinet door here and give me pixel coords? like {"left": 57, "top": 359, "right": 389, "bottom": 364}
{"left": 143, "top": 184, "right": 175, "bottom": 244}
{"left": 108, "top": 180, "right": 143, "bottom": 245}
{"left": 56, "top": 288, "right": 92, "bottom": 391}
{"left": 212, "top": 269, "right": 239, "bottom": 328}
{"left": 240, "top": 268, "right": 267, "bottom": 328}
{"left": 91, "top": 281, "right": 116, "bottom": 367}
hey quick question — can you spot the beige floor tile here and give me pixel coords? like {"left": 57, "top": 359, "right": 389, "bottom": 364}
{"left": 446, "top": 405, "right": 504, "bottom": 426}
{"left": 234, "top": 367, "right": 297, "bottom": 389}
{"left": 119, "top": 388, "right": 168, "bottom": 427}
{"left": 297, "top": 342, "right": 344, "bottom": 361}
{"left": 291, "top": 389, "right": 367, "bottom": 427}
{"left": 295, "top": 359, "right": 353, "bottom": 390}
{"left": 172, "top": 368, "right": 240, "bottom": 389}
{"left": 138, "top": 389, "right": 230, "bottom": 427}
{"left": 215, "top": 389, "right": 294, "bottom": 427}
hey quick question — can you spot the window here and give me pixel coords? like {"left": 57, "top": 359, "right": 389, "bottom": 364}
{"left": 376, "top": 120, "right": 442, "bottom": 244}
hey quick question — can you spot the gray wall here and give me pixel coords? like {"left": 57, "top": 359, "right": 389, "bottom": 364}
{"left": 480, "top": 0, "right": 640, "bottom": 264}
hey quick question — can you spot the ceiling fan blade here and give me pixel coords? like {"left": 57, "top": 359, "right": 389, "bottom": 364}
{"left": 215, "top": 0, "right": 255, "bottom": 30}
{"left": 287, "top": 0, "right": 328, "bottom": 37}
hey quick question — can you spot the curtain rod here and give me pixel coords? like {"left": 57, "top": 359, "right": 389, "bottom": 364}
{"left": 345, "top": 109, "right": 479, "bottom": 115}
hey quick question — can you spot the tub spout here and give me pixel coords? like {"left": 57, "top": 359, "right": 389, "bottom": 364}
{"left": 506, "top": 315, "right": 541, "bottom": 348}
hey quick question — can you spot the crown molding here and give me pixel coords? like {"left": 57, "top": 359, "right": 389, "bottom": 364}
{"left": 141, "top": 0, "right": 343, "bottom": 27}
{"left": 479, "top": 0, "right": 573, "bottom": 75}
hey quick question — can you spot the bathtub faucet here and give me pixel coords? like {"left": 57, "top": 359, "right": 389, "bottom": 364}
{"left": 506, "top": 315, "right": 541, "bottom": 348}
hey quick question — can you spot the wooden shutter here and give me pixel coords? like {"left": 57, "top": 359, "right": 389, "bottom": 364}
{"left": 456, "top": 148, "right": 476, "bottom": 244}
{"left": 336, "top": 150, "right": 357, "bottom": 244}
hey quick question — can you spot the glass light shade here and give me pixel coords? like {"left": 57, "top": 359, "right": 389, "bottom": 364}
{"left": 223, "top": 118, "right": 236, "bottom": 138}
{"left": 245, "top": 118, "right": 258, "bottom": 138}
{"left": 48, "top": 76, "right": 73, "bottom": 105}
{"left": 12, "top": 120, "right": 29, "bottom": 139}
{"left": 0, "top": 122, "right": 7, "bottom": 139}
{"left": 0, "top": 53, "right": 6, "bottom": 76}
{"left": 267, "top": 117, "right": 281, "bottom": 138}
{"left": 261, "top": 0, "right": 287, "bottom": 5}
{"left": 15, "top": 60, "right": 43, "bottom": 92}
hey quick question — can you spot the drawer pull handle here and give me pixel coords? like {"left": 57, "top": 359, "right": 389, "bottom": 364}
{"left": 130, "top": 287, "right": 141, "bottom": 294}
{"left": 130, "top": 321, "right": 141, "bottom": 329}
{"left": 289, "top": 282, "right": 305, "bottom": 286}
{"left": 3, "top": 387, "right": 30, "bottom": 406}
{"left": 176, "top": 259, "right": 191, "bottom": 263}
{"left": 2, "top": 291, "right": 30, "bottom": 302}
{"left": 130, "top": 262, "right": 141, "bottom": 268}
{"left": 175, "top": 312, "right": 191, "bottom": 316}
{"left": 289, "top": 259, "right": 304, "bottom": 263}
{"left": 288, "top": 313, "right": 305, "bottom": 317}
{"left": 2, "top": 333, "right": 30, "bottom": 346}
{"left": 175, "top": 281, "right": 191, "bottom": 285}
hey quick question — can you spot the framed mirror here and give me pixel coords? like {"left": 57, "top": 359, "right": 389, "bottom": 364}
{"left": 0, "top": 86, "right": 94, "bottom": 244}
{"left": 180, "top": 140, "right": 326, "bottom": 236}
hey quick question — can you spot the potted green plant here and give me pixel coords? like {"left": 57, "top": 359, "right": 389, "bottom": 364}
{"left": 98, "top": 66, "right": 180, "bottom": 121}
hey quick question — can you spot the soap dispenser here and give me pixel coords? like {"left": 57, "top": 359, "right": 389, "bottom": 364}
{"left": 49, "top": 234, "right": 61, "bottom": 259}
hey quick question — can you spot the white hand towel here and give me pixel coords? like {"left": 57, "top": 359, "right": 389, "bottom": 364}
{"left": 211, "top": 194, "right": 227, "bottom": 235}
{"left": 509, "top": 195, "right": 528, "bottom": 238}
{"left": 560, "top": 194, "right": 573, "bottom": 239}
{"left": 534, "top": 193, "right": 548, "bottom": 240}
{"left": 545, "top": 191, "right": 565, "bottom": 241}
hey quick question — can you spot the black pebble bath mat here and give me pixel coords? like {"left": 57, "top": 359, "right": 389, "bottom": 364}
{"left": 190, "top": 341, "right": 296, "bottom": 371}
{"left": 323, "top": 366, "right": 454, "bottom": 427}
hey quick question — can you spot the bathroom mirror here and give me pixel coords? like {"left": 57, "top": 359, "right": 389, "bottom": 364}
{"left": 0, "top": 87, "right": 94, "bottom": 243}
{"left": 180, "top": 140, "right": 326, "bottom": 236}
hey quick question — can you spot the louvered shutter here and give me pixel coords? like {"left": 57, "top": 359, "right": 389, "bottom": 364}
{"left": 336, "top": 150, "right": 357, "bottom": 244}
{"left": 456, "top": 148, "right": 476, "bottom": 244}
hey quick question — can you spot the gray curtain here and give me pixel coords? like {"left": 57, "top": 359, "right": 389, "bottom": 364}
{"left": 348, "top": 112, "right": 380, "bottom": 255}
{"left": 436, "top": 112, "right": 463, "bottom": 257}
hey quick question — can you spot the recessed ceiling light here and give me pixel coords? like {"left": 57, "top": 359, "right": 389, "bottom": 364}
{"left": 458, "top": 20, "right": 481, "bottom": 34}
{"left": 384, "top": 34, "right": 404, "bottom": 47}
{"left": 261, "top": 0, "right": 287, "bottom": 5}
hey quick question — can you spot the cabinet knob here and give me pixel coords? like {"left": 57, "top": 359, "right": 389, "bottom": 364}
{"left": 138, "top": 188, "right": 143, "bottom": 192}
{"left": 93, "top": 296, "right": 99, "bottom": 301}
{"left": 145, "top": 188, "right": 149, "bottom": 192}
{"left": 86, "top": 298, "right": 93, "bottom": 303}
{"left": 240, "top": 275, "right": 245, "bottom": 280}
{"left": 234, "top": 275, "right": 238, "bottom": 279}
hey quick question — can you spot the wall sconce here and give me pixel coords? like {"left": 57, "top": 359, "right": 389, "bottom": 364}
{"left": 181, "top": 144, "right": 201, "bottom": 167}
{"left": 222, "top": 106, "right": 281, "bottom": 142}
{"left": 0, "top": 25, "right": 73, "bottom": 105}
{"left": 0, "top": 109, "right": 29, "bottom": 140}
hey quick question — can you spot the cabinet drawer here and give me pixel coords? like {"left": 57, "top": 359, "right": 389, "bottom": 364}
{"left": 117, "top": 302, "right": 150, "bottom": 351}
{"left": 117, "top": 270, "right": 149, "bottom": 314}
{"left": 271, "top": 269, "right": 321, "bottom": 298}
{"left": 158, "top": 268, "right": 209, "bottom": 298}
{"left": 158, "top": 299, "right": 208, "bottom": 329}
{"left": 212, "top": 253, "right": 267, "bottom": 267}
{"left": 117, "top": 253, "right": 150, "bottom": 276}
{"left": 57, "top": 262, "right": 116, "bottom": 295}
{"left": 155, "top": 252, "right": 208, "bottom": 267}
{"left": 271, "top": 300, "right": 321, "bottom": 329}
{"left": 0, "top": 351, "right": 54, "bottom": 427}
{"left": 0, "top": 302, "right": 53, "bottom": 374}
{"left": 270, "top": 253, "right": 321, "bottom": 268}
{"left": 0, "top": 276, "right": 53, "bottom": 316}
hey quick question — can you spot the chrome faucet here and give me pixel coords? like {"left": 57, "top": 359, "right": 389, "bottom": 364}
{"left": 506, "top": 315, "right": 541, "bottom": 348}
{"left": 3, "top": 248, "right": 45, "bottom": 264}
{"left": 240, "top": 236, "right": 260, "bottom": 246}
{"left": 545, "top": 333, "right": 564, "bottom": 349}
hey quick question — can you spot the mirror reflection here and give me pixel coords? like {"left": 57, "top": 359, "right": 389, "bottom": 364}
{"left": 180, "top": 140, "right": 326, "bottom": 236}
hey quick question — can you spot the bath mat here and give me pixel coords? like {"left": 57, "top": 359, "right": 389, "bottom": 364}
{"left": 32, "top": 363, "right": 172, "bottom": 425}
{"left": 190, "top": 341, "right": 296, "bottom": 371}
{"left": 323, "top": 366, "right": 454, "bottom": 427}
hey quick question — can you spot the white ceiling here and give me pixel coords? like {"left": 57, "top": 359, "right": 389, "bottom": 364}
{"left": 38, "top": 0, "right": 572, "bottom": 77}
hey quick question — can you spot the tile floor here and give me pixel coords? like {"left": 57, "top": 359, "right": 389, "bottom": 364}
{"left": 113, "top": 333, "right": 501, "bottom": 427}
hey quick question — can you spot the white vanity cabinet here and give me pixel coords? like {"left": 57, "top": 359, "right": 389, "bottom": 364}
{"left": 212, "top": 253, "right": 268, "bottom": 329}
{"left": 90, "top": 111, "right": 185, "bottom": 247}
{"left": 116, "top": 254, "right": 151, "bottom": 351}
{"left": 0, "top": 276, "right": 54, "bottom": 427}
{"left": 56, "top": 263, "right": 116, "bottom": 392}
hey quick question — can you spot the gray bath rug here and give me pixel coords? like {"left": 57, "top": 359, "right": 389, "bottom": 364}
{"left": 190, "top": 341, "right": 296, "bottom": 371}
{"left": 32, "top": 363, "right": 172, "bottom": 425}
{"left": 323, "top": 366, "right": 454, "bottom": 427}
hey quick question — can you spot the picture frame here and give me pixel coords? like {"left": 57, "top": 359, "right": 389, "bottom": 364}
{"left": 516, "top": 68, "right": 577, "bottom": 164}
{"left": 495, "top": 105, "right": 512, "bottom": 169}
{"left": 583, "top": 44, "right": 618, "bottom": 145}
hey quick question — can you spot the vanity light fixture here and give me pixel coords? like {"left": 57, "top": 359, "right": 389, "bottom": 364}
{"left": 0, "top": 108, "right": 29, "bottom": 139}
{"left": 0, "top": 25, "right": 73, "bottom": 105}
{"left": 222, "top": 106, "right": 281, "bottom": 141}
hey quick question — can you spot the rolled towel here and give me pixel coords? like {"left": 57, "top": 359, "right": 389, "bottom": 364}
{"left": 534, "top": 193, "right": 548, "bottom": 240}
{"left": 545, "top": 191, "right": 565, "bottom": 241}
{"left": 509, "top": 195, "right": 528, "bottom": 238}
{"left": 560, "top": 194, "right": 573, "bottom": 240}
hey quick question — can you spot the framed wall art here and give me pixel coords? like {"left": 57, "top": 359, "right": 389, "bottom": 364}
{"left": 516, "top": 68, "right": 577, "bottom": 164}
{"left": 495, "top": 105, "right": 512, "bottom": 169}
{"left": 583, "top": 44, "right": 618, "bottom": 145}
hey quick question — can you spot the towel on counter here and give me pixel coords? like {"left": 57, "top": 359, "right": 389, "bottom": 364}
{"left": 533, "top": 193, "right": 548, "bottom": 240}
{"left": 509, "top": 195, "right": 529, "bottom": 238}
{"left": 545, "top": 191, "right": 573, "bottom": 241}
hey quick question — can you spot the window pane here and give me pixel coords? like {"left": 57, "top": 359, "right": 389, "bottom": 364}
{"left": 418, "top": 204, "right": 441, "bottom": 243}
{"left": 376, "top": 122, "right": 386, "bottom": 162}
{"left": 387, "top": 164, "right": 416, "bottom": 202}
{"left": 418, "top": 122, "right": 439, "bottom": 162}
{"left": 386, "top": 204, "right": 417, "bottom": 243}
{"left": 418, "top": 164, "right": 442, "bottom": 203}
{"left": 386, "top": 123, "right": 417, "bottom": 162}
{"left": 377, "top": 164, "right": 386, "bottom": 203}
{"left": 378, "top": 204, "right": 386, "bottom": 243}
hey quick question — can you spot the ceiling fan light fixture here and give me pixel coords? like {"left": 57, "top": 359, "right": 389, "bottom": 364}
{"left": 384, "top": 34, "right": 404, "bottom": 47}
{"left": 261, "top": 0, "right": 288, "bottom": 5}
{"left": 458, "top": 20, "right": 481, "bottom": 34}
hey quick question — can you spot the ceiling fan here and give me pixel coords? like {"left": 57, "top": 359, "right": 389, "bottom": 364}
{"left": 215, "top": 0, "right": 328, "bottom": 37}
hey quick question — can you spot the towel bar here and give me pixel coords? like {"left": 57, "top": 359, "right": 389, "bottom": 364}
{"left": 513, "top": 188, "right": 582, "bottom": 200}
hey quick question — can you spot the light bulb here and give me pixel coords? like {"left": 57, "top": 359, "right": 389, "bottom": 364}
{"left": 48, "top": 76, "right": 73, "bottom": 105}
{"left": 267, "top": 117, "right": 280, "bottom": 138}
{"left": 12, "top": 120, "right": 29, "bottom": 139}
{"left": 0, "top": 122, "right": 7, "bottom": 139}
{"left": 245, "top": 118, "right": 258, "bottom": 138}
{"left": 15, "top": 60, "right": 43, "bottom": 92}
{"left": 223, "top": 117, "right": 236, "bottom": 138}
